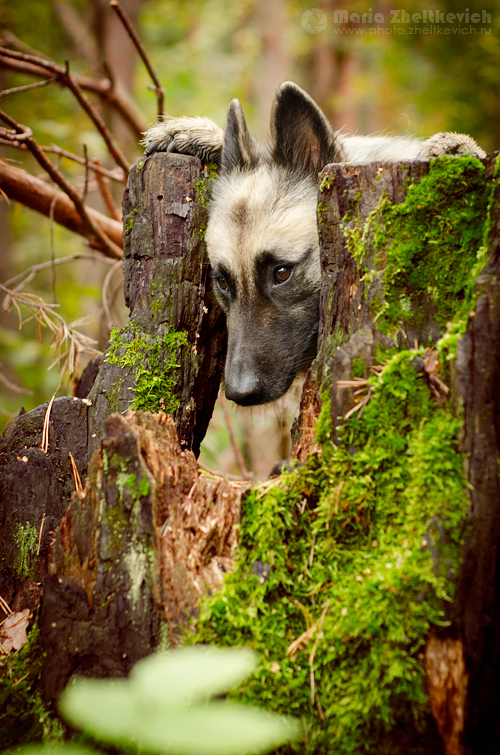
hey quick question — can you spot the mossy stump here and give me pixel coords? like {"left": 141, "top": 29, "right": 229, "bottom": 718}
{"left": 87, "top": 152, "right": 226, "bottom": 460}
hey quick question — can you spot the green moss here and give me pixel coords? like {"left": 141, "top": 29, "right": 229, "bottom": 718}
{"left": 124, "top": 206, "right": 140, "bottom": 234}
{"left": 319, "top": 172, "right": 333, "bottom": 192}
{"left": 351, "top": 357, "right": 366, "bottom": 379}
{"left": 317, "top": 201, "right": 329, "bottom": 225}
{"left": 106, "top": 323, "right": 189, "bottom": 414}
{"left": 0, "top": 622, "right": 63, "bottom": 748}
{"left": 344, "top": 156, "right": 491, "bottom": 340}
{"left": 193, "top": 348, "right": 469, "bottom": 754}
{"left": 13, "top": 521, "right": 39, "bottom": 579}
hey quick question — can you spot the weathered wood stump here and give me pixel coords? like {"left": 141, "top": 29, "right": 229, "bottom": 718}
{"left": 42, "top": 411, "right": 243, "bottom": 700}
{"left": 87, "top": 153, "right": 226, "bottom": 459}
{"left": 0, "top": 153, "right": 225, "bottom": 611}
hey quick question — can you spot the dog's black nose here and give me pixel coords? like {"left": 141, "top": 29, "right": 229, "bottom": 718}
{"left": 225, "top": 373, "right": 266, "bottom": 406}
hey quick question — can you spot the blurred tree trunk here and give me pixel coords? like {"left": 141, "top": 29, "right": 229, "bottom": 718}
{"left": 254, "top": 0, "right": 290, "bottom": 140}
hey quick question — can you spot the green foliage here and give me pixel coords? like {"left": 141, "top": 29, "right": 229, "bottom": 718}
{"left": 13, "top": 521, "right": 39, "bottom": 579}
{"left": 11, "top": 647, "right": 302, "bottom": 755}
{"left": 0, "top": 623, "right": 63, "bottom": 749}
{"left": 345, "top": 155, "right": 490, "bottom": 338}
{"left": 106, "top": 324, "right": 189, "bottom": 414}
{"left": 193, "top": 349, "right": 469, "bottom": 754}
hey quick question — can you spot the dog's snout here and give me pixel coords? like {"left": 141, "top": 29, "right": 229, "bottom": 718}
{"left": 225, "top": 370, "right": 265, "bottom": 406}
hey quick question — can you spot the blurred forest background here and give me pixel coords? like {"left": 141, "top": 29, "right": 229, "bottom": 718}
{"left": 0, "top": 0, "right": 498, "bottom": 479}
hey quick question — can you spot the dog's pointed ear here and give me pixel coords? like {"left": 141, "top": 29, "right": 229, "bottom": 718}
{"left": 222, "top": 99, "right": 260, "bottom": 172}
{"left": 270, "top": 82, "right": 344, "bottom": 174}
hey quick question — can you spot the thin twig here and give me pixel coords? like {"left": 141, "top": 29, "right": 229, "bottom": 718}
{"left": 0, "top": 367, "right": 33, "bottom": 395}
{"left": 82, "top": 143, "right": 89, "bottom": 203}
{"left": 0, "top": 47, "right": 130, "bottom": 174}
{"left": 101, "top": 260, "right": 123, "bottom": 330}
{"left": 0, "top": 282, "right": 100, "bottom": 378}
{"left": 0, "top": 110, "right": 122, "bottom": 260}
{"left": 0, "top": 139, "right": 124, "bottom": 181}
{"left": 69, "top": 452, "right": 83, "bottom": 493}
{"left": 0, "top": 30, "right": 52, "bottom": 59}
{"left": 109, "top": 0, "right": 165, "bottom": 119}
{"left": 0, "top": 77, "right": 56, "bottom": 98}
{"left": 36, "top": 513, "right": 45, "bottom": 556}
{"left": 4, "top": 253, "right": 114, "bottom": 293}
{"left": 93, "top": 158, "right": 122, "bottom": 220}
{"left": 41, "top": 394, "right": 56, "bottom": 453}
{"left": 0, "top": 51, "right": 146, "bottom": 139}
{"left": 49, "top": 190, "right": 58, "bottom": 303}
{"left": 0, "top": 595, "right": 12, "bottom": 617}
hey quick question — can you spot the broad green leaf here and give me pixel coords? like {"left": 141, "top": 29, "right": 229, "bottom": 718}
{"left": 132, "top": 702, "right": 302, "bottom": 755}
{"left": 58, "top": 648, "right": 302, "bottom": 754}
{"left": 131, "top": 647, "right": 257, "bottom": 706}
{"left": 59, "top": 678, "right": 140, "bottom": 741}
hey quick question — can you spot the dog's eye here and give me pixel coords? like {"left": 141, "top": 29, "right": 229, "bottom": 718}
{"left": 274, "top": 266, "right": 292, "bottom": 285}
{"left": 216, "top": 275, "right": 229, "bottom": 292}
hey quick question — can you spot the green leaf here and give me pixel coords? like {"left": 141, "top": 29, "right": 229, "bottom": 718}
{"left": 131, "top": 646, "right": 258, "bottom": 706}
{"left": 58, "top": 648, "right": 302, "bottom": 755}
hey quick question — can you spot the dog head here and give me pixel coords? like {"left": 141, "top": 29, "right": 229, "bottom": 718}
{"left": 205, "top": 83, "right": 343, "bottom": 405}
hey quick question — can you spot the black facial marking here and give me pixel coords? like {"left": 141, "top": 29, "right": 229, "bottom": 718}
{"left": 253, "top": 247, "right": 315, "bottom": 299}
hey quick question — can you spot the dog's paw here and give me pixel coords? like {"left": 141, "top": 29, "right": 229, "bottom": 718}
{"left": 142, "top": 116, "right": 223, "bottom": 162}
{"left": 417, "top": 132, "right": 486, "bottom": 160}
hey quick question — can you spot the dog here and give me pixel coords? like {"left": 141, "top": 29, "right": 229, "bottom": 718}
{"left": 143, "top": 82, "right": 485, "bottom": 406}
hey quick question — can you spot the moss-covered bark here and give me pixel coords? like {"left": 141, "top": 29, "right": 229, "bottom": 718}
{"left": 193, "top": 154, "right": 500, "bottom": 755}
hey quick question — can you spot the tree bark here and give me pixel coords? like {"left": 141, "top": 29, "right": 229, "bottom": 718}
{"left": 42, "top": 411, "right": 244, "bottom": 700}
{"left": 87, "top": 152, "right": 226, "bottom": 460}
{"left": 452, "top": 183, "right": 500, "bottom": 755}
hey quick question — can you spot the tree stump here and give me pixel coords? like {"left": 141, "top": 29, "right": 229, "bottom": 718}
{"left": 87, "top": 152, "right": 226, "bottom": 460}
{"left": 42, "top": 411, "right": 244, "bottom": 700}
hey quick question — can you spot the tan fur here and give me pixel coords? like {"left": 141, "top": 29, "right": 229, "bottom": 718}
{"left": 206, "top": 165, "right": 320, "bottom": 289}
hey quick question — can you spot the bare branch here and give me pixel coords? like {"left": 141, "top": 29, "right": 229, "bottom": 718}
{"left": 0, "top": 159, "right": 123, "bottom": 256}
{"left": 0, "top": 140, "right": 124, "bottom": 181}
{"left": 0, "top": 368, "right": 33, "bottom": 395}
{"left": 4, "top": 253, "right": 115, "bottom": 293}
{"left": 93, "top": 158, "right": 122, "bottom": 220}
{"left": 0, "top": 47, "right": 131, "bottom": 172}
{"left": 0, "top": 51, "right": 146, "bottom": 138}
{"left": 0, "top": 283, "right": 101, "bottom": 379}
{"left": 0, "top": 112, "right": 123, "bottom": 260}
{"left": 109, "top": 0, "right": 165, "bottom": 120}
{"left": 0, "top": 77, "right": 56, "bottom": 99}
